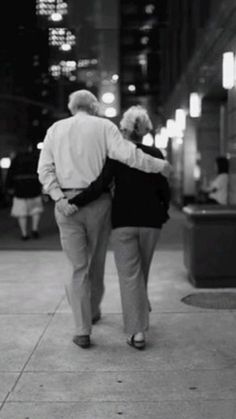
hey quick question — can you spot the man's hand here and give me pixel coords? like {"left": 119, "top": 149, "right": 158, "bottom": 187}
{"left": 56, "top": 198, "right": 78, "bottom": 216}
{"left": 161, "top": 161, "right": 173, "bottom": 178}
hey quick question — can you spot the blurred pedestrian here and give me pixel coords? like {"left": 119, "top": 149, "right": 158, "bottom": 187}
{"left": 5, "top": 145, "right": 43, "bottom": 240}
{"left": 200, "top": 156, "right": 229, "bottom": 204}
{"left": 37, "top": 89, "right": 171, "bottom": 349}
{"left": 70, "top": 105, "right": 171, "bottom": 350}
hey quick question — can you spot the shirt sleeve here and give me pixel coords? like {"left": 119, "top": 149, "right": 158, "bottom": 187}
{"left": 105, "top": 122, "right": 168, "bottom": 174}
{"left": 37, "top": 127, "right": 64, "bottom": 201}
{"left": 69, "top": 158, "right": 114, "bottom": 207}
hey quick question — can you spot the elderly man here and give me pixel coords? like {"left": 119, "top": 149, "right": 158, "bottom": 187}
{"left": 38, "top": 89, "right": 171, "bottom": 349}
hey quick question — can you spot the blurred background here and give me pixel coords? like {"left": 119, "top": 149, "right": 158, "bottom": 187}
{"left": 0, "top": 0, "right": 236, "bottom": 210}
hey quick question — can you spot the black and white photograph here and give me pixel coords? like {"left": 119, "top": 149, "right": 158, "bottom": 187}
{"left": 0, "top": 1, "right": 236, "bottom": 418}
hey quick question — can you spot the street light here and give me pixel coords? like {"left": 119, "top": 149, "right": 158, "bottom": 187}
{"left": 142, "top": 133, "right": 154, "bottom": 146}
{"left": 189, "top": 92, "right": 202, "bottom": 118}
{"left": 222, "top": 51, "right": 235, "bottom": 90}
{"left": 105, "top": 107, "right": 117, "bottom": 118}
{"left": 175, "top": 108, "right": 186, "bottom": 131}
{"left": 60, "top": 43, "right": 71, "bottom": 51}
{"left": 166, "top": 119, "right": 177, "bottom": 138}
{"left": 128, "top": 84, "right": 136, "bottom": 92}
{"left": 50, "top": 12, "right": 63, "bottom": 22}
{"left": 0, "top": 158, "right": 11, "bottom": 169}
{"left": 155, "top": 132, "right": 168, "bottom": 149}
{"left": 112, "top": 74, "right": 119, "bottom": 82}
{"left": 102, "top": 92, "right": 115, "bottom": 104}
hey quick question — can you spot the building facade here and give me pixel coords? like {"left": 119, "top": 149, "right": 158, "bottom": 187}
{"left": 159, "top": 0, "right": 236, "bottom": 205}
{"left": 0, "top": 1, "right": 51, "bottom": 154}
{"left": 119, "top": 0, "right": 167, "bottom": 125}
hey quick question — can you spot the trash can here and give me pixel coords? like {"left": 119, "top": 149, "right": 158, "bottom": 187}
{"left": 183, "top": 205, "right": 236, "bottom": 288}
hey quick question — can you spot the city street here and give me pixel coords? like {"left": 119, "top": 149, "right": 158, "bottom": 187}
{"left": 0, "top": 206, "right": 235, "bottom": 418}
{"left": 1, "top": 0, "right": 236, "bottom": 417}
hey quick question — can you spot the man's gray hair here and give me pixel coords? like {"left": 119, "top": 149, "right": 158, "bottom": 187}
{"left": 68, "top": 90, "right": 100, "bottom": 115}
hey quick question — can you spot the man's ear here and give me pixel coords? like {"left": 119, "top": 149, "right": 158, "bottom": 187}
{"left": 90, "top": 102, "right": 100, "bottom": 116}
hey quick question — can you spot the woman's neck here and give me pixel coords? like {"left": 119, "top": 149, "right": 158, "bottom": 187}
{"left": 130, "top": 131, "right": 142, "bottom": 143}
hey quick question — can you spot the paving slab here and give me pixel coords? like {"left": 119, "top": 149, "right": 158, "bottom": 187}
{"left": 0, "top": 373, "right": 19, "bottom": 402}
{"left": 0, "top": 400, "right": 235, "bottom": 419}
{"left": 0, "top": 251, "right": 69, "bottom": 314}
{"left": 7, "top": 369, "right": 236, "bottom": 402}
{"left": 0, "top": 315, "right": 52, "bottom": 372}
{"left": 0, "top": 251, "right": 70, "bottom": 284}
{"left": 0, "top": 283, "right": 65, "bottom": 314}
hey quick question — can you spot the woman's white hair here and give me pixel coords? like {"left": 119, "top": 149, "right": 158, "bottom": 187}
{"left": 68, "top": 89, "right": 100, "bottom": 115}
{"left": 120, "top": 105, "right": 153, "bottom": 137}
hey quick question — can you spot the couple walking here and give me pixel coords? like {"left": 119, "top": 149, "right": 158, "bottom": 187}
{"left": 38, "top": 90, "right": 171, "bottom": 350}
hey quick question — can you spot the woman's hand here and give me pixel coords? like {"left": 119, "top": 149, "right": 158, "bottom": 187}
{"left": 56, "top": 198, "right": 78, "bottom": 216}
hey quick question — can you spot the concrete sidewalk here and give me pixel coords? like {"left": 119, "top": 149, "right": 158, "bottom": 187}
{"left": 0, "top": 209, "right": 236, "bottom": 418}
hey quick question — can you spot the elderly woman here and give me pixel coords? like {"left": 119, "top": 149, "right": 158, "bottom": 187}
{"left": 69, "top": 106, "right": 171, "bottom": 349}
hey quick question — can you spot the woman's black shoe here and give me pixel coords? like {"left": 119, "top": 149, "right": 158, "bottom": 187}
{"left": 32, "top": 230, "right": 40, "bottom": 239}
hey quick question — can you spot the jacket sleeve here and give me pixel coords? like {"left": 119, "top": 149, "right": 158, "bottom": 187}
{"left": 156, "top": 176, "right": 171, "bottom": 212}
{"left": 150, "top": 148, "right": 171, "bottom": 221}
{"left": 69, "top": 158, "right": 114, "bottom": 207}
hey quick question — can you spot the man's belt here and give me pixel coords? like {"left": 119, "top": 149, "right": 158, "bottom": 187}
{"left": 61, "top": 188, "right": 85, "bottom": 192}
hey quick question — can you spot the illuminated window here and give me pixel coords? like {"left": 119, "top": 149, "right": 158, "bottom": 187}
{"left": 49, "top": 64, "right": 61, "bottom": 78}
{"left": 50, "top": 12, "right": 63, "bottom": 22}
{"left": 145, "top": 4, "right": 155, "bottom": 14}
{"left": 141, "top": 36, "right": 149, "bottom": 45}
{"left": 49, "top": 28, "right": 75, "bottom": 50}
{"left": 128, "top": 84, "right": 136, "bottom": 92}
{"left": 175, "top": 109, "right": 186, "bottom": 131}
{"left": 222, "top": 52, "right": 235, "bottom": 90}
{"left": 166, "top": 119, "right": 177, "bottom": 138}
{"left": 49, "top": 61, "right": 77, "bottom": 79}
{"left": 189, "top": 93, "right": 202, "bottom": 118}
{"left": 77, "top": 58, "right": 98, "bottom": 68}
{"left": 112, "top": 74, "right": 119, "bottom": 82}
{"left": 36, "top": 0, "right": 68, "bottom": 20}
{"left": 141, "top": 23, "right": 153, "bottom": 32}
{"left": 0, "top": 158, "right": 11, "bottom": 169}
{"left": 60, "top": 60, "right": 77, "bottom": 76}
{"left": 155, "top": 132, "right": 168, "bottom": 149}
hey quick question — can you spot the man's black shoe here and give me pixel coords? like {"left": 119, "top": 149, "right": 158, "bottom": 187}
{"left": 73, "top": 335, "right": 90, "bottom": 348}
{"left": 21, "top": 235, "right": 29, "bottom": 241}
